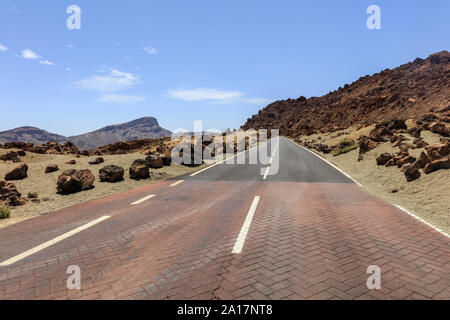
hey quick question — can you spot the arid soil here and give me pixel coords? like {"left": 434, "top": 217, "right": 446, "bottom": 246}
{"left": 296, "top": 126, "right": 450, "bottom": 235}
{"left": 0, "top": 150, "right": 206, "bottom": 229}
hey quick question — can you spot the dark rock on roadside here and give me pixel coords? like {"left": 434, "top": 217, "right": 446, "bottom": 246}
{"left": 161, "top": 153, "right": 172, "bottom": 166}
{"left": 145, "top": 154, "right": 163, "bottom": 169}
{"left": 88, "top": 157, "right": 104, "bottom": 165}
{"left": 376, "top": 153, "right": 392, "bottom": 166}
{"left": 0, "top": 181, "right": 25, "bottom": 206}
{"left": 5, "top": 164, "right": 28, "bottom": 181}
{"left": 129, "top": 159, "right": 150, "bottom": 180}
{"left": 45, "top": 164, "right": 59, "bottom": 174}
{"left": 403, "top": 164, "right": 421, "bottom": 182}
{"left": 56, "top": 169, "right": 95, "bottom": 194}
{"left": 99, "top": 165, "right": 124, "bottom": 182}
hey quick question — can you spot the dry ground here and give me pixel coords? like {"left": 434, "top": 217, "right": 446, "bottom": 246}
{"left": 0, "top": 151, "right": 207, "bottom": 229}
{"left": 299, "top": 124, "right": 450, "bottom": 235}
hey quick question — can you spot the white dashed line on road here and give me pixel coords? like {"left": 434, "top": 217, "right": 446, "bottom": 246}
{"left": 232, "top": 196, "right": 260, "bottom": 254}
{"left": 170, "top": 180, "right": 184, "bottom": 187}
{"left": 131, "top": 194, "right": 156, "bottom": 206}
{"left": 0, "top": 215, "right": 111, "bottom": 267}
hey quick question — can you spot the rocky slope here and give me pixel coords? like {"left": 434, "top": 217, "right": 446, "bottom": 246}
{"left": 0, "top": 117, "right": 172, "bottom": 150}
{"left": 242, "top": 51, "right": 450, "bottom": 136}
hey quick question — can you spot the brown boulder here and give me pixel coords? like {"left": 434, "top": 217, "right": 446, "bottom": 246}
{"left": 423, "top": 157, "right": 450, "bottom": 174}
{"left": 412, "top": 138, "right": 428, "bottom": 149}
{"left": 66, "top": 160, "right": 76, "bottom": 165}
{"left": 145, "top": 154, "right": 163, "bottom": 169}
{"left": 99, "top": 165, "right": 124, "bottom": 182}
{"left": 426, "top": 143, "right": 449, "bottom": 160}
{"left": 0, "top": 181, "right": 24, "bottom": 206}
{"left": 397, "top": 156, "right": 416, "bottom": 168}
{"left": 403, "top": 164, "right": 421, "bottom": 182}
{"left": 129, "top": 159, "right": 150, "bottom": 180}
{"left": 161, "top": 153, "right": 172, "bottom": 166}
{"left": 407, "top": 127, "right": 422, "bottom": 139}
{"left": 414, "top": 152, "right": 432, "bottom": 169}
{"left": 384, "top": 159, "right": 396, "bottom": 167}
{"left": 376, "top": 153, "right": 392, "bottom": 166}
{"left": 45, "top": 164, "right": 59, "bottom": 174}
{"left": 5, "top": 164, "right": 28, "bottom": 181}
{"left": 359, "top": 136, "right": 377, "bottom": 154}
{"left": 57, "top": 169, "right": 95, "bottom": 194}
{"left": 430, "top": 122, "right": 449, "bottom": 137}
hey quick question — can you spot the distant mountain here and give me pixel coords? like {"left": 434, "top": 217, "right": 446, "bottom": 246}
{"left": 68, "top": 117, "right": 171, "bottom": 150}
{"left": 0, "top": 117, "right": 172, "bottom": 150}
{"left": 242, "top": 51, "right": 450, "bottom": 136}
{"left": 0, "top": 126, "right": 67, "bottom": 145}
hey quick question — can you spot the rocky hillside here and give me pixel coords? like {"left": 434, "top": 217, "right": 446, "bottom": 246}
{"left": 68, "top": 117, "right": 171, "bottom": 150}
{"left": 0, "top": 127, "right": 67, "bottom": 145}
{"left": 242, "top": 51, "right": 450, "bottom": 136}
{"left": 0, "top": 117, "right": 171, "bottom": 150}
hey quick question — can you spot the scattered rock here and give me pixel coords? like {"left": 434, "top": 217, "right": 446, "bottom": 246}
{"left": 414, "top": 152, "right": 432, "bottom": 169}
{"left": 45, "top": 164, "right": 59, "bottom": 174}
{"left": 0, "top": 181, "right": 21, "bottom": 201}
{"left": 430, "top": 122, "right": 449, "bottom": 137}
{"left": 423, "top": 157, "right": 450, "bottom": 174}
{"left": 27, "top": 192, "right": 38, "bottom": 199}
{"left": 397, "top": 156, "right": 416, "bottom": 168}
{"left": 384, "top": 159, "right": 396, "bottom": 167}
{"left": 376, "top": 153, "right": 392, "bottom": 166}
{"left": 0, "top": 151, "right": 24, "bottom": 162}
{"left": 313, "top": 144, "right": 332, "bottom": 154}
{"left": 161, "top": 153, "right": 172, "bottom": 166}
{"left": 391, "top": 188, "right": 399, "bottom": 193}
{"left": 145, "top": 154, "right": 163, "bottom": 169}
{"left": 359, "top": 136, "right": 377, "bottom": 154}
{"left": 5, "top": 164, "right": 28, "bottom": 181}
{"left": 99, "top": 165, "right": 124, "bottom": 182}
{"left": 403, "top": 164, "right": 421, "bottom": 182}
{"left": 129, "top": 159, "right": 150, "bottom": 180}
{"left": 426, "top": 143, "right": 449, "bottom": 160}
{"left": 66, "top": 160, "right": 76, "bottom": 165}
{"left": 57, "top": 169, "right": 95, "bottom": 194}
{"left": 88, "top": 157, "right": 104, "bottom": 165}
{"left": 407, "top": 127, "right": 422, "bottom": 138}
{"left": 412, "top": 138, "right": 428, "bottom": 149}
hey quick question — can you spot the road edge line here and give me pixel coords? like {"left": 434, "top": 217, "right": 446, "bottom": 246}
{"left": 287, "top": 138, "right": 450, "bottom": 240}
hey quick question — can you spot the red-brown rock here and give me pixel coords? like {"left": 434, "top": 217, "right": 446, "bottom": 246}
{"left": 56, "top": 169, "right": 95, "bottom": 194}
{"left": 5, "top": 164, "right": 28, "bottom": 181}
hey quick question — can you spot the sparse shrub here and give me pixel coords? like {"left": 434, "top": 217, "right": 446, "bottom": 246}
{"left": 333, "top": 139, "right": 358, "bottom": 156}
{"left": 0, "top": 206, "right": 11, "bottom": 219}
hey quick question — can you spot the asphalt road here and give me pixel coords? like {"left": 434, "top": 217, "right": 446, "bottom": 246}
{"left": 0, "top": 137, "right": 448, "bottom": 300}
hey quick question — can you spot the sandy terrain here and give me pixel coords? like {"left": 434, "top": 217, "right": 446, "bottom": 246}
{"left": 0, "top": 151, "right": 207, "bottom": 229}
{"left": 298, "top": 125, "right": 450, "bottom": 235}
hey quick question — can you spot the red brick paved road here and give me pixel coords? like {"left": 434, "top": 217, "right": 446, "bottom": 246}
{"left": 0, "top": 138, "right": 448, "bottom": 300}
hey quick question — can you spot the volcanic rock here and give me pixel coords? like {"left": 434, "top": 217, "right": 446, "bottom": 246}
{"left": 56, "top": 169, "right": 95, "bottom": 194}
{"left": 45, "top": 164, "right": 59, "bottom": 174}
{"left": 5, "top": 164, "right": 28, "bottom": 181}
{"left": 129, "top": 159, "right": 150, "bottom": 180}
{"left": 99, "top": 165, "right": 124, "bottom": 183}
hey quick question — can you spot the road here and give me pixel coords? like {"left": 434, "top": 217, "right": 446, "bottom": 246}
{"left": 0, "top": 137, "right": 448, "bottom": 300}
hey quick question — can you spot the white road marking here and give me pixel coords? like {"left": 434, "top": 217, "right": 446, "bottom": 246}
{"left": 287, "top": 138, "right": 450, "bottom": 240}
{"left": 232, "top": 196, "right": 260, "bottom": 254}
{"left": 170, "top": 180, "right": 184, "bottom": 187}
{"left": 131, "top": 194, "right": 156, "bottom": 205}
{"left": 263, "top": 141, "right": 280, "bottom": 180}
{"left": 0, "top": 216, "right": 111, "bottom": 267}
{"left": 190, "top": 140, "right": 270, "bottom": 177}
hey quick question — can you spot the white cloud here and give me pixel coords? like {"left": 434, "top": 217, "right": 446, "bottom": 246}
{"left": 165, "top": 88, "right": 242, "bottom": 102}
{"left": 165, "top": 87, "right": 271, "bottom": 105}
{"left": 39, "top": 60, "right": 55, "bottom": 66}
{"left": 144, "top": 47, "right": 158, "bottom": 54}
{"left": 67, "top": 44, "right": 74, "bottom": 49}
{"left": 99, "top": 94, "right": 146, "bottom": 104}
{"left": 21, "top": 49, "right": 40, "bottom": 60}
{"left": 75, "top": 69, "right": 139, "bottom": 92}
{"left": 65, "top": 67, "right": 72, "bottom": 72}
{"left": 0, "top": 44, "right": 8, "bottom": 52}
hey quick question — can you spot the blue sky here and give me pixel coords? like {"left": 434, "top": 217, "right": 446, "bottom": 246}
{"left": 0, "top": 0, "right": 449, "bottom": 136}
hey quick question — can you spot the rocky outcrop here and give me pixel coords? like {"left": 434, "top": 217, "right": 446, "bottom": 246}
{"left": 242, "top": 51, "right": 450, "bottom": 137}
{"left": 99, "top": 165, "right": 124, "bottom": 182}
{"left": 5, "top": 164, "right": 28, "bottom": 181}
{"left": 129, "top": 159, "right": 150, "bottom": 180}
{"left": 56, "top": 169, "right": 95, "bottom": 194}
{"left": 0, "top": 181, "right": 25, "bottom": 206}
{"left": 0, "top": 151, "right": 25, "bottom": 162}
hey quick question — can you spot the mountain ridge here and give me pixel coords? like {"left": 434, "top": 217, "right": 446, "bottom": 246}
{"left": 0, "top": 117, "right": 172, "bottom": 150}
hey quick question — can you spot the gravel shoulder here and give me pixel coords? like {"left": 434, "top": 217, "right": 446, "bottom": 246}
{"left": 0, "top": 151, "right": 207, "bottom": 229}
{"left": 297, "top": 126, "right": 450, "bottom": 235}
